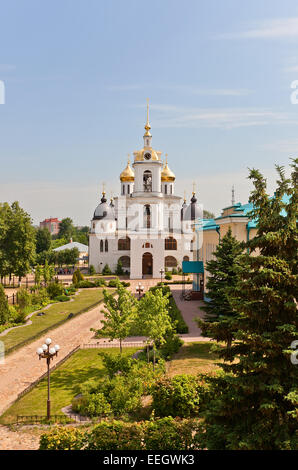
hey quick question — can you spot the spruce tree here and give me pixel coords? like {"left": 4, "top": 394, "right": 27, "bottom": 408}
{"left": 197, "top": 228, "right": 243, "bottom": 349}
{"left": 199, "top": 160, "right": 298, "bottom": 450}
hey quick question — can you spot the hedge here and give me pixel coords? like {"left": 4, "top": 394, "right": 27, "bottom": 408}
{"left": 39, "top": 418, "right": 202, "bottom": 450}
{"left": 149, "top": 285, "right": 188, "bottom": 334}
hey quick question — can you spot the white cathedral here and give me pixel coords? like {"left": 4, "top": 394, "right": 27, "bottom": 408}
{"left": 89, "top": 102, "right": 200, "bottom": 279}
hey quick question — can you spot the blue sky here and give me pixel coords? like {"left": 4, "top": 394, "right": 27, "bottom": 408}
{"left": 0, "top": 0, "right": 298, "bottom": 225}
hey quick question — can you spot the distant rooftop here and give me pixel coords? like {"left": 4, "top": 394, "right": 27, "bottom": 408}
{"left": 53, "top": 241, "right": 88, "bottom": 253}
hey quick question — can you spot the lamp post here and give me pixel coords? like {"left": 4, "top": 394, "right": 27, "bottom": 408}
{"left": 36, "top": 338, "right": 60, "bottom": 420}
{"left": 159, "top": 268, "right": 165, "bottom": 284}
{"left": 135, "top": 282, "right": 144, "bottom": 299}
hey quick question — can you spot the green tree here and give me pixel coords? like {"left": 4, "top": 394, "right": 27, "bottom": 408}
{"left": 137, "top": 288, "right": 173, "bottom": 368}
{"left": 64, "top": 247, "right": 79, "bottom": 265}
{"left": 102, "top": 264, "right": 112, "bottom": 275}
{"left": 1, "top": 202, "right": 36, "bottom": 280}
{"left": 92, "top": 283, "right": 137, "bottom": 353}
{"left": 199, "top": 161, "right": 298, "bottom": 450}
{"left": 58, "top": 218, "right": 75, "bottom": 240}
{"left": 36, "top": 227, "right": 51, "bottom": 254}
{"left": 197, "top": 227, "right": 243, "bottom": 349}
{"left": 203, "top": 210, "right": 215, "bottom": 219}
{"left": 115, "top": 260, "right": 124, "bottom": 275}
{"left": 0, "top": 284, "right": 9, "bottom": 325}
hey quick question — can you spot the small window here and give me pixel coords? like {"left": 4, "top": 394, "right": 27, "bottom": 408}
{"left": 118, "top": 237, "right": 131, "bottom": 250}
{"left": 165, "top": 237, "right": 177, "bottom": 250}
{"left": 165, "top": 185, "right": 167, "bottom": 194}
{"left": 100, "top": 240, "right": 103, "bottom": 252}
{"left": 105, "top": 239, "right": 108, "bottom": 252}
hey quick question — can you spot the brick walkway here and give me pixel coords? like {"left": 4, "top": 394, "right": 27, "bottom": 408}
{"left": 0, "top": 302, "right": 106, "bottom": 418}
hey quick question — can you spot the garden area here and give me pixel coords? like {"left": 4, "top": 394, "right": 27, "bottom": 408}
{"left": 0, "top": 287, "right": 107, "bottom": 354}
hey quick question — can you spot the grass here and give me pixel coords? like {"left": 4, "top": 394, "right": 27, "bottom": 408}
{"left": 1, "top": 288, "right": 107, "bottom": 354}
{"left": 0, "top": 347, "right": 138, "bottom": 425}
{"left": 167, "top": 341, "right": 222, "bottom": 377}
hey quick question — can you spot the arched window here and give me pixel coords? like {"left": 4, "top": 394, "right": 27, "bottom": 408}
{"left": 144, "top": 204, "right": 151, "bottom": 228}
{"left": 165, "top": 256, "right": 178, "bottom": 268}
{"left": 165, "top": 185, "right": 167, "bottom": 194}
{"left": 118, "top": 236, "right": 131, "bottom": 250}
{"left": 122, "top": 185, "right": 125, "bottom": 195}
{"left": 118, "top": 256, "right": 130, "bottom": 268}
{"left": 143, "top": 170, "right": 152, "bottom": 192}
{"left": 105, "top": 239, "right": 108, "bottom": 252}
{"left": 165, "top": 237, "right": 177, "bottom": 250}
{"left": 183, "top": 255, "right": 190, "bottom": 262}
{"left": 100, "top": 240, "right": 103, "bottom": 252}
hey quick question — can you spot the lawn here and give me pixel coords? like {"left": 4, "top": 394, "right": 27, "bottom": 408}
{"left": 0, "top": 347, "right": 138, "bottom": 425}
{"left": 1, "top": 288, "right": 107, "bottom": 354}
{"left": 167, "top": 341, "right": 222, "bottom": 377}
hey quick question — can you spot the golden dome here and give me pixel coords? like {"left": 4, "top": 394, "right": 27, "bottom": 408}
{"left": 161, "top": 155, "right": 175, "bottom": 182}
{"left": 120, "top": 157, "right": 135, "bottom": 182}
{"left": 133, "top": 147, "right": 161, "bottom": 162}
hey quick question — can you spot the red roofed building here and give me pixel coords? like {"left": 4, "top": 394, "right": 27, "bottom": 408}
{"left": 40, "top": 218, "right": 61, "bottom": 235}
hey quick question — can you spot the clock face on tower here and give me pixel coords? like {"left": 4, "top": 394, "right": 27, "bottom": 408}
{"left": 144, "top": 152, "right": 151, "bottom": 160}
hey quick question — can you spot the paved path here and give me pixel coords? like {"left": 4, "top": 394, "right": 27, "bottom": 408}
{"left": 0, "top": 301, "right": 105, "bottom": 418}
{"left": 0, "top": 425, "right": 40, "bottom": 450}
{"left": 0, "top": 278, "right": 208, "bottom": 450}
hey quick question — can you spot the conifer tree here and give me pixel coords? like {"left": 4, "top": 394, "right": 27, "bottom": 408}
{"left": 199, "top": 160, "right": 298, "bottom": 450}
{"left": 197, "top": 228, "right": 243, "bottom": 349}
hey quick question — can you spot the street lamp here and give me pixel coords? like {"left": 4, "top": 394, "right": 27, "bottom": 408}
{"left": 36, "top": 337, "right": 60, "bottom": 420}
{"left": 135, "top": 282, "right": 144, "bottom": 299}
{"left": 159, "top": 268, "right": 165, "bottom": 284}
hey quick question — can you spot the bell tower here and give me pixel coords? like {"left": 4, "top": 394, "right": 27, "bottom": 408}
{"left": 132, "top": 100, "right": 163, "bottom": 196}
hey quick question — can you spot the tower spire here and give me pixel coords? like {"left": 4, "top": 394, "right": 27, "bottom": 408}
{"left": 231, "top": 185, "right": 235, "bottom": 205}
{"left": 143, "top": 98, "right": 152, "bottom": 146}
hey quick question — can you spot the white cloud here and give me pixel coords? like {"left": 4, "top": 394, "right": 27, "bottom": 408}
{"left": 144, "top": 104, "right": 298, "bottom": 129}
{"left": 219, "top": 17, "right": 298, "bottom": 39}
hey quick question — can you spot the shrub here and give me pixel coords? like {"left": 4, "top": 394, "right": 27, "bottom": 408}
{"left": 165, "top": 273, "right": 172, "bottom": 280}
{"left": 31, "top": 287, "right": 50, "bottom": 306}
{"left": 108, "top": 279, "right": 118, "bottom": 288}
{"left": 39, "top": 427, "right": 85, "bottom": 450}
{"left": 17, "top": 288, "right": 31, "bottom": 311}
{"left": 54, "top": 295, "right": 70, "bottom": 302}
{"left": 105, "top": 375, "right": 144, "bottom": 415}
{"left": 172, "top": 268, "right": 178, "bottom": 275}
{"left": 72, "top": 393, "right": 112, "bottom": 417}
{"left": 121, "top": 281, "right": 130, "bottom": 287}
{"left": 86, "top": 421, "right": 143, "bottom": 450}
{"left": 100, "top": 352, "right": 135, "bottom": 379}
{"left": 115, "top": 260, "right": 124, "bottom": 275}
{"left": 89, "top": 264, "right": 96, "bottom": 275}
{"left": 143, "top": 417, "right": 195, "bottom": 450}
{"left": 102, "top": 264, "right": 112, "bottom": 275}
{"left": 93, "top": 279, "right": 107, "bottom": 287}
{"left": 75, "top": 280, "right": 95, "bottom": 288}
{"left": 158, "top": 331, "right": 183, "bottom": 360}
{"left": 47, "top": 281, "right": 64, "bottom": 299}
{"left": 152, "top": 375, "right": 200, "bottom": 418}
{"left": 72, "top": 269, "right": 84, "bottom": 284}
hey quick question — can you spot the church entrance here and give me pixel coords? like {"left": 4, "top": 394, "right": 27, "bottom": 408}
{"left": 142, "top": 252, "right": 153, "bottom": 277}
